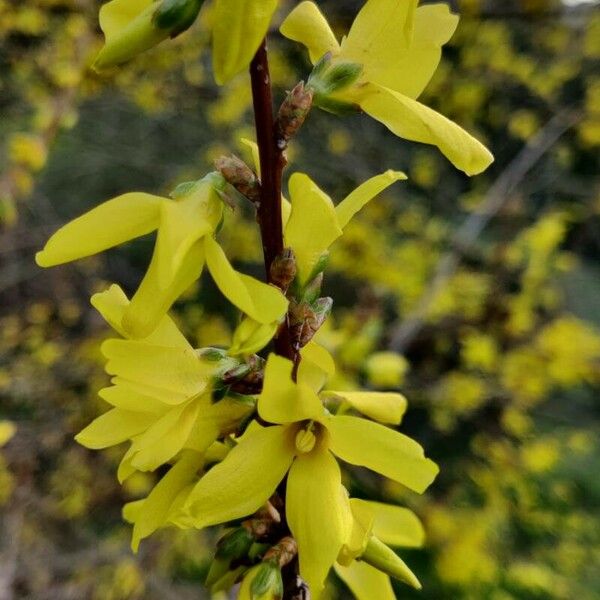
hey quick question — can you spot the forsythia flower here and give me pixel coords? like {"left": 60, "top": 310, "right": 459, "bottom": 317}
{"left": 36, "top": 174, "right": 288, "bottom": 337}
{"left": 94, "top": 0, "right": 280, "bottom": 84}
{"left": 284, "top": 170, "right": 406, "bottom": 284}
{"left": 75, "top": 285, "right": 255, "bottom": 481}
{"left": 335, "top": 499, "right": 426, "bottom": 597}
{"left": 281, "top": 0, "right": 494, "bottom": 175}
{"left": 177, "top": 353, "right": 438, "bottom": 595}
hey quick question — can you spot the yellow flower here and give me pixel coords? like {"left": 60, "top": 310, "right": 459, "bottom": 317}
{"left": 94, "top": 0, "right": 279, "bottom": 84}
{"left": 36, "top": 174, "right": 288, "bottom": 338}
{"left": 178, "top": 353, "right": 438, "bottom": 596}
{"left": 284, "top": 170, "right": 406, "bottom": 285}
{"left": 335, "top": 499, "right": 426, "bottom": 598}
{"left": 75, "top": 285, "right": 255, "bottom": 483}
{"left": 280, "top": 0, "right": 494, "bottom": 175}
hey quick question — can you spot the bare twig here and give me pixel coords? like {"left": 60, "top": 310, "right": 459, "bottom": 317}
{"left": 388, "top": 108, "right": 581, "bottom": 352}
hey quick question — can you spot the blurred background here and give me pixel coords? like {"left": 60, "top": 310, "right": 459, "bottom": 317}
{"left": 1, "top": 0, "right": 599, "bottom": 598}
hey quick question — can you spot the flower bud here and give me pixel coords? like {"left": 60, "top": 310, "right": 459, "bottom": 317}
{"left": 93, "top": 0, "right": 204, "bottom": 71}
{"left": 240, "top": 562, "right": 283, "bottom": 600}
{"left": 360, "top": 536, "right": 421, "bottom": 590}
{"left": 205, "top": 527, "right": 254, "bottom": 587}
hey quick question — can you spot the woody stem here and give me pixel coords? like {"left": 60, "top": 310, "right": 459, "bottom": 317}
{"left": 249, "top": 38, "right": 295, "bottom": 362}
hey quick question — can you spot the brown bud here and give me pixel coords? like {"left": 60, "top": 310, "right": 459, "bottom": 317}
{"left": 276, "top": 82, "right": 314, "bottom": 147}
{"left": 264, "top": 537, "right": 298, "bottom": 568}
{"left": 288, "top": 297, "right": 332, "bottom": 350}
{"left": 215, "top": 154, "right": 261, "bottom": 203}
{"left": 270, "top": 248, "right": 297, "bottom": 292}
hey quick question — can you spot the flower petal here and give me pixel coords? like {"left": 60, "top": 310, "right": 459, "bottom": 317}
{"left": 341, "top": 0, "right": 417, "bottom": 68}
{"left": 101, "top": 339, "right": 210, "bottom": 400}
{"left": 334, "top": 560, "right": 395, "bottom": 600}
{"left": 280, "top": 1, "right": 340, "bottom": 63}
{"left": 351, "top": 499, "right": 424, "bottom": 548}
{"left": 335, "top": 170, "right": 406, "bottom": 230}
{"left": 284, "top": 173, "right": 342, "bottom": 284}
{"left": 327, "top": 415, "right": 439, "bottom": 493}
{"left": 122, "top": 238, "right": 206, "bottom": 338}
{"left": 181, "top": 425, "right": 295, "bottom": 528}
{"left": 359, "top": 84, "right": 494, "bottom": 176}
{"left": 91, "top": 284, "right": 192, "bottom": 348}
{"left": 287, "top": 447, "right": 352, "bottom": 597}
{"left": 129, "top": 400, "right": 200, "bottom": 471}
{"left": 229, "top": 317, "right": 278, "bottom": 356}
{"left": 212, "top": 0, "right": 279, "bottom": 84}
{"left": 98, "top": 385, "right": 167, "bottom": 414}
{"left": 258, "top": 354, "right": 324, "bottom": 424}
{"left": 204, "top": 236, "right": 288, "bottom": 324}
{"left": 99, "top": 0, "right": 154, "bottom": 42}
{"left": 298, "top": 341, "right": 335, "bottom": 392}
{"left": 130, "top": 450, "right": 204, "bottom": 552}
{"left": 35, "top": 192, "right": 162, "bottom": 267}
{"left": 325, "top": 391, "right": 407, "bottom": 425}
{"left": 75, "top": 408, "right": 156, "bottom": 449}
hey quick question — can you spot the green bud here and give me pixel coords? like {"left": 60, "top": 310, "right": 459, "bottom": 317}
{"left": 197, "top": 347, "right": 228, "bottom": 362}
{"left": 360, "top": 536, "right": 422, "bottom": 590}
{"left": 319, "top": 62, "right": 363, "bottom": 95}
{"left": 152, "top": 0, "right": 204, "bottom": 37}
{"left": 250, "top": 561, "right": 283, "bottom": 599}
{"left": 206, "top": 527, "right": 255, "bottom": 587}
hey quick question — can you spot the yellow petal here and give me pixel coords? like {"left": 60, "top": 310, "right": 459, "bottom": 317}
{"left": 129, "top": 400, "right": 200, "bottom": 471}
{"left": 284, "top": 173, "right": 342, "bottom": 284}
{"left": 110, "top": 376, "right": 189, "bottom": 406}
{"left": 91, "top": 284, "right": 192, "bottom": 348}
{"left": 181, "top": 425, "right": 295, "bottom": 528}
{"left": 154, "top": 182, "right": 222, "bottom": 289}
{"left": 280, "top": 1, "right": 340, "bottom": 63}
{"left": 94, "top": 0, "right": 166, "bottom": 70}
{"left": 75, "top": 408, "right": 156, "bottom": 449}
{"left": 298, "top": 341, "right": 335, "bottom": 392}
{"left": 204, "top": 236, "right": 288, "bottom": 324}
{"left": 35, "top": 192, "right": 163, "bottom": 267}
{"left": 258, "top": 354, "right": 324, "bottom": 424}
{"left": 98, "top": 385, "right": 167, "bottom": 415}
{"left": 122, "top": 238, "right": 205, "bottom": 338}
{"left": 287, "top": 447, "right": 352, "bottom": 597}
{"left": 118, "top": 445, "right": 138, "bottom": 483}
{"left": 341, "top": 0, "right": 417, "bottom": 68}
{"left": 229, "top": 317, "right": 278, "bottom": 356}
{"left": 123, "top": 499, "right": 145, "bottom": 524}
{"left": 335, "top": 170, "right": 406, "bottom": 230}
{"left": 102, "top": 339, "right": 210, "bottom": 400}
{"left": 325, "top": 391, "right": 407, "bottom": 425}
{"left": 334, "top": 561, "right": 395, "bottom": 600}
{"left": 212, "top": 0, "right": 279, "bottom": 84}
{"left": 131, "top": 450, "right": 204, "bottom": 551}
{"left": 359, "top": 84, "right": 494, "bottom": 176}
{"left": 370, "top": 4, "right": 459, "bottom": 99}
{"left": 327, "top": 415, "right": 439, "bottom": 493}
{"left": 351, "top": 499, "right": 424, "bottom": 548}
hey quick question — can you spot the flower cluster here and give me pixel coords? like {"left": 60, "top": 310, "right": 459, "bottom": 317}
{"left": 35, "top": 0, "right": 494, "bottom": 598}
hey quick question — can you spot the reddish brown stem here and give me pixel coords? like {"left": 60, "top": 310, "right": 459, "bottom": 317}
{"left": 249, "top": 39, "right": 295, "bottom": 361}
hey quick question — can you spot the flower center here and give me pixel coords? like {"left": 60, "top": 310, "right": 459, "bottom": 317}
{"left": 294, "top": 424, "right": 317, "bottom": 454}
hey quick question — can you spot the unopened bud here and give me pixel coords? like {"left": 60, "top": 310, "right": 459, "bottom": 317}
{"left": 360, "top": 536, "right": 422, "bottom": 590}
{"left": 250, "top": 561, "right": 283, "bottom": 599}
{"left": 94, "top": 0, "right": 204, "bottom": 71}
{"left": 215, "top": 154, "right": 261, "bottom": 204}
{"left": 206, "top": 527, "right": 254, "bottom": 587}
{"left": 270, "top": 248, "right": 297, "bottom": 292}
{"left": 263, "top": 537, "right": 298, "bottom": 568}
{"left": 276, "top": 82, "right": 314, "bottom": 146}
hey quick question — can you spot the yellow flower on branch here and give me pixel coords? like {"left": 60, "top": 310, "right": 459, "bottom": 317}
{"left": 94, "top": 0, "right": 280, "bottom": 84}
{"left": 75, "top": 285, "right": 255, "bottom": 482}
{"left": 178, "top": 353, "right": 438, "bottom": 596}
{"left": 36, "top": 174, "right": 288, "bottom": 338}
{"left": 280, "top": 0, "right": 494, "bottom": 175}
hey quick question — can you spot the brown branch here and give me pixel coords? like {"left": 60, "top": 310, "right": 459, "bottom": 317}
{"left": 388, "top": 107, "right": 581, "bottom": 353}
{"left": 249, "top": 39, "right": 295, "bottom": 361}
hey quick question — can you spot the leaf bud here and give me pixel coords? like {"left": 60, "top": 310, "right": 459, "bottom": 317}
{"left": 249, "top": 561, "right": 284, "bottom": 600}
{"left": 276, "top": 82, "right": 314, "bottom": 147}
{"left": 270, "top": 248, "right": 297, "bottom": 292}
{"left": 215, "top": 154, "right": 261, "bottom": 204}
